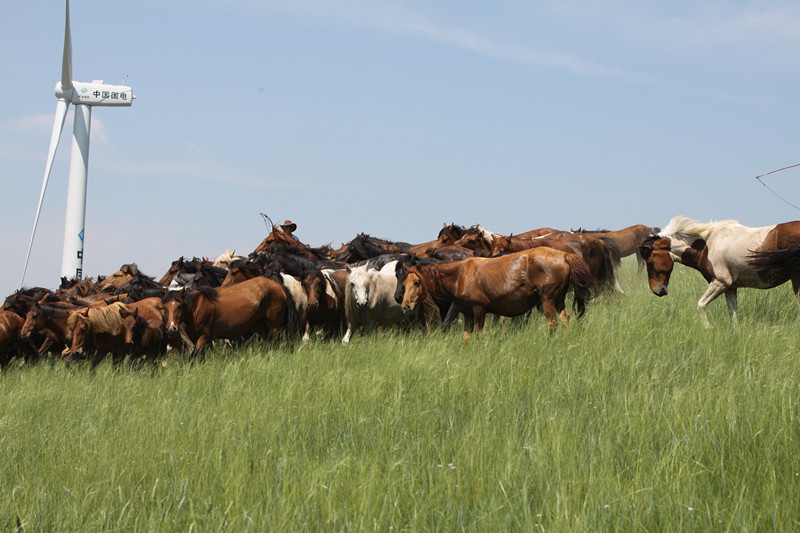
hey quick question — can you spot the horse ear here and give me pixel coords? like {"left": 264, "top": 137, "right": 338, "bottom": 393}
{"left": 346, "top": 265, "right": 353, "bottom": 273}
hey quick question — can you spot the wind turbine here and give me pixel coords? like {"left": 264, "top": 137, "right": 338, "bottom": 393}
{"left": 21, "top": 0, "right": 134, "bottom": 286}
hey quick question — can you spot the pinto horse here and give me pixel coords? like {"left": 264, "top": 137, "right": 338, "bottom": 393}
{"left": 300, "top": 268, "right": 347, "bottom": 340}
{"left": 641, "top": 215, "right": 800, "bottom": 326}
{"left": 162, "top": 277, "right": 287, "bottom": 358}
{"left": 399, "top": 247, "right": 598, "bottom": 340}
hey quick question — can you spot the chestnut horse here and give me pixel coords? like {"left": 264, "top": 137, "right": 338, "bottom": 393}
{"left": 64, "top": 302, "right": 130, "bottom": 368}
{"left": 641, "top": 215, "right": 800, "bottom": 326}
{"left": 575, "top": 225, "right": 660, "bottom": 275}
{"left": 491, "top": 232, "right": 622, "bottom": 292}
{"left": 162, "top": 277, "right": 287, "bottom": 358}
{"left": 21, "top": 299, "right": 86, "bottom": 356}
{"left": 399, "top": 247, "right": 599, "bottom": 340}
{"left": 120, "top": 297, "right": 167, "bottom": 362}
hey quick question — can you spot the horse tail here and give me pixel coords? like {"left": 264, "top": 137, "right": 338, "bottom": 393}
{"left": 280, "top": 285, "right": 303, "bottom": 341}
{"left": 564, "top": 253, "right": 600, "bottom": 318}
{"left": 598, "top": 236, "right": 623, "bottom": 292}
{"left": 748, "top": 246, "right": 800, "bottom": 286}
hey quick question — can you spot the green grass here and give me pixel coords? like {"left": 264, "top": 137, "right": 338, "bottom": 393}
{"left": 1, "top": 259, "right": 799, "bottom": 531}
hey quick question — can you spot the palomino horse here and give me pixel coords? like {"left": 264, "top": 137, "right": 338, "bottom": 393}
{"left": 399, "top": 247, "right": 598, "bottom": 340}
{"left": 641, "top": 215, "right": 800, "bottom": 326}
{"left": 162, "top": 277, "right": 287, "bottom": 358}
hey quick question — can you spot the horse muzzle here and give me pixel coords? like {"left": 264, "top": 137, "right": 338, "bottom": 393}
{"left": 651, "top": 286, "right": 668, "bottom": 297}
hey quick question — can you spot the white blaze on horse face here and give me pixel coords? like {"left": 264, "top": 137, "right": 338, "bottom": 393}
{"left": 164, "top": 301, "right": 181, "bottom": 333}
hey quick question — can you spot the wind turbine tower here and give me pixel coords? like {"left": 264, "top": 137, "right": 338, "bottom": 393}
{"left": 22, "top": 0, "right": 134, "bottom": 285}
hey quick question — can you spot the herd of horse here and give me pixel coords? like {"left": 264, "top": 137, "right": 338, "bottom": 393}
{"left": 3, "top": 216, "right": 800, "bottom": 370}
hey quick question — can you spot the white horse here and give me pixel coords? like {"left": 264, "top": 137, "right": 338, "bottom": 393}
{"left": 641, "top": 215, "right": 800, "bottom": 326}
{"left": 342, "top": 261, "right": 408, "bottom": 345}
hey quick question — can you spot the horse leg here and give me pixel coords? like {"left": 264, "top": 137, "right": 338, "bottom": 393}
{"left": 462, "top": 312, "right": 475, "bottom": 343}
{"left": 441, "top": 302, "right": 459, "bottom": 331}
{"left": 90, "top": 350, "right": 107, "bottom": 372}
{"left": 473, "top": 307, "right": 487, "bottom": 337}
{"left": 697, "top": 280, "right": 728, "bottom": 328}
{"left": 301, "top": 321, "right": 311, "bottom": 343}
{"left": 541, "top": 298, "right": 559, "bottom": 334}
{"left": 791, "top": 275, "right": 800, "bottom": 317}
{"left": 342, "top": 322, "right": 355, "bottom": 345}
{"left": 724, "top": 289, "right": 738, "bottom": 327}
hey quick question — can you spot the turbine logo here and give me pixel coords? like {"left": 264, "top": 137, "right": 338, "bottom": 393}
{"left": 80, "top": 87, "right": 88, "bottom": 94}
{"left": 78, "top": 229, "right": 84, "bottom": 242}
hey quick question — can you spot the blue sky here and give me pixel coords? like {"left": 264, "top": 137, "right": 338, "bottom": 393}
{"left": 2, "top": 0, "right": 800, "bottom": 298}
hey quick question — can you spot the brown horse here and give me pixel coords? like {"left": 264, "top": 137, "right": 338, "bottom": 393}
{"left": 575, "top": 225, "right": 660, "bottom": 275}
{"left": 98, "top": 264, "right": 147, "bottom": 292}
{"left": 399, "top": 247, "right": 599, "bottom": 340}
{"left": 119, "top": 297, "right": 166, "bottom": 362}
{"left": 162, "top": 277, "right": 287, "bottom": 358}
{"left": 159, "top": 257, "right": 210, "bottom": 286}
{"left": 253, "top": 226, "right": 313, "bottom": 256}
{"left": 20, "top": 299, "right": 86, "bottom": 356}
{"left": 491, "top": 232, "right": 622, "bottom": 292}
{"left": 64, "top": 302, "right": 130, "bottom": 368}
{"left": 0, "top": 310, "right": 25, "bottom": 368}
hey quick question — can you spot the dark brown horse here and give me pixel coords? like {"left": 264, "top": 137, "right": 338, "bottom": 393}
{"left": 300, "top": 268, "right": 347, "bottom": 340}
{"left": 159, "top": 257, "right": 211, "bottom": 286}
{"left": 329, "top": 233, "right": 412, "bottom": 263}
{"left": 399, "top": 247, "right": 599, "bottom": 340}
{"left": 0, "top": 310, "right": 25, "bottom": 368}
{"left": 162, "top": 277, "right": 287, "bottom": 358}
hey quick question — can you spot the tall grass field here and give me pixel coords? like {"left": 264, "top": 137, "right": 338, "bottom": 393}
{"left": 1, "top": 258, "right": 799, "bottom": 531}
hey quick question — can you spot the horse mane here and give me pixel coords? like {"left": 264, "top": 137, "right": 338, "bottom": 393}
{"left": 662, "top": 216, "right": 741, "bottom": 241}
{"left": 571, "top": 227, "right": 610, "bottom": 233}
{"left": 67, "top": 301, "right": 128, "bottom": 333}
{"left": 437, "top": 224, "right": 467, "bottom": 241}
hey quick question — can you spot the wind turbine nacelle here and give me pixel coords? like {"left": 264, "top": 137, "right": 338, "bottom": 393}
{"left": 55, "top": 80, "right": 134, "bottom": 106}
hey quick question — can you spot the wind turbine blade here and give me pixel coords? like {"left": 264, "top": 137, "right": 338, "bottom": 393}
{"left": 61, "top": 0, "right": 72, "bottom": 90}
{"left": 21, "top": 99, "right": 70, "bottom": 287}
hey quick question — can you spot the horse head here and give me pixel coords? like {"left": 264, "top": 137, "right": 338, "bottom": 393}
{"left": 400, "top": 265, "right": 428, "bottom": 314}
{"left": 120, "top": 307, "right": 141, "bottom": 347}
{"left": 345, "top": 265, "right": 372, "bottom": 310}
{"left": 640, "top": 235, "right": 674, "bottom": 296}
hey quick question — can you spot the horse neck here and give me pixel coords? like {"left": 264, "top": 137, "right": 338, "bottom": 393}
{"left": 419, "top": 263, "right": 454, "bottom": 299}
